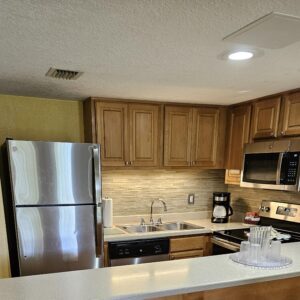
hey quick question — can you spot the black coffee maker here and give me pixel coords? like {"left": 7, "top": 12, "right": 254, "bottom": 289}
{"left": 211, "top": 192, "right": 233, "bottom": 223}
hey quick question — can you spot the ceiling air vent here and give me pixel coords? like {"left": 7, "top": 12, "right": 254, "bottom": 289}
{"left": 45, "top": 67, "right": 83, "bottom": 80}
{"left": 223, "top": 12, "right": 300, "bottom": 49}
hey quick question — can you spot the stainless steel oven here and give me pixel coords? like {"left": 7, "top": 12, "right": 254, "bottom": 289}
{"left": 212, "top": 201, "right": 300, "bottom": 255}
{"left": 240, "top": 139, "right": 300, "bottom": 191}
{"left": 211, "top": 236, "right": 240, "bottom": 255}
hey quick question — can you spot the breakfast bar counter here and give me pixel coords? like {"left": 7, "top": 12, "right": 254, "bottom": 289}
{"left": 0, "top": 242, "right": 299, "bottom": 300}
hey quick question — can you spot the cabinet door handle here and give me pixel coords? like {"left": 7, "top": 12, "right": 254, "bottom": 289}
{"left": 125, "top": 161, "right": 129, "bottom": 166}
{"left": 281, "top": 131, "right": 285, "bottom": 136}
{"left": 129, "top": 161, "right": 132, "bottom": 165}
{"left": 170, "top": 255, "right": 175, "bottom": 260}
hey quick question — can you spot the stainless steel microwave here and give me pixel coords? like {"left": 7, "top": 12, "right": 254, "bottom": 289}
{"left": 240, "top": 140, "right": 300, "bottom": 191}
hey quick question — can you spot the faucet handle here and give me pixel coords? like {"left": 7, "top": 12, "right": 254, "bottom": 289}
{"left": 140, "top": 218, "right": 146, "bottom": 225}
{"left": 156, "top": 217, "right": 163, "bottom": 225}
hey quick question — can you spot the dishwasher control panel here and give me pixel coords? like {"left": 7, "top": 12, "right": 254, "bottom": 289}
{"left": 108, "top": 238, "right": 170, "bottom": 259}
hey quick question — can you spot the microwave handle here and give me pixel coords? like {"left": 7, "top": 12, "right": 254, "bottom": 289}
{"left": 276, "top": 153, "right": 284, "bottom": 185}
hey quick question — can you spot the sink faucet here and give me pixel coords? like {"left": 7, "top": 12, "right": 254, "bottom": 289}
{"left": 150, "top": 198, "right": 167, "bottom": 225}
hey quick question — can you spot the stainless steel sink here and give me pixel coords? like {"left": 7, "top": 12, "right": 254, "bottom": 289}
{"left": 117, "top": 224, "right": 162, "bottom": 233}
{"left": 117, "top": 222, "right": 203, "bottom": 233}
{"left": 157, "top": 222, "right": 204, "bottom": 231}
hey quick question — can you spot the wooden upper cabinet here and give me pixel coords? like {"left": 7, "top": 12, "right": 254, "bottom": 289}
{"left": 95, "top": 101, "right": 128, "bottom": 166}
{"left": 128, "top": 104, "right": 160, "bottom": 167}
{"left": 164, "top": 105, "right": 225, "bottom": 168}
{"left": 191, "top": 108, "right": 220, "bottom": 167}
{"left": 280, "top": 91, "right": 300, "bottom": 137}
{"left": 226, "top": 105, "right": 251, "bottom": 170}
{"left": 164, "top": 106, "right": 193, "bottom": 166}
{"left": 251, "top": 97, "right": 281, "bottom": 140}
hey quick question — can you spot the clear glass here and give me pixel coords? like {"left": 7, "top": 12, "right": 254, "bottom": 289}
{"left": 240, "top": 241, "right": 250, "bottom": 261}
{"left": 250, "top": 243, "right": 261, "bottom": 263}
{"left": 269, "top": 240, "right": 281, "bottom": 261}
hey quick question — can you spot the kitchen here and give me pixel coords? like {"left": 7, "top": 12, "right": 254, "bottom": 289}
{"left": 1, "top": 1, "right": 300, "bottom": 299}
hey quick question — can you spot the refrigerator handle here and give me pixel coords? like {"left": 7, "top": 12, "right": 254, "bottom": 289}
{"left": 92, "top": 146, "right": 103, "bottom": 263}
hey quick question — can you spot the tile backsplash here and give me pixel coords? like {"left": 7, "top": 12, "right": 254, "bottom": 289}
{"left": 102, "top": 169, "right": 300, "bottom": 219}
{"left": 229, "top": 185, "right": 300, "bottom": 214}
{"left": 102, "top": 169, "right": 227, "bottom": 216}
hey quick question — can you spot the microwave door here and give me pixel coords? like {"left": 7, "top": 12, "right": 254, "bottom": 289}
{"left": 242, "top": 153, "right": 279, "bottom": 185}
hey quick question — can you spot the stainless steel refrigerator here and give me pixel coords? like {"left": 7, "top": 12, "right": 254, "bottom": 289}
{"left": 0, "top": 140, "right": 103, "bottom": 276}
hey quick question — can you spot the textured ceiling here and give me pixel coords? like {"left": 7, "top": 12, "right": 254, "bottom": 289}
{"left": 1, "top": 0, "right": 300, "bottom": 104}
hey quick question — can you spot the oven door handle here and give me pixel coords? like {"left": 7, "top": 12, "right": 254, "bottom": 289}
{"left": 211, "top": 237, "right": 240, "bottom": 252}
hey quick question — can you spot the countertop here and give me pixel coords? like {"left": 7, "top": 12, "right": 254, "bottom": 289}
{"left": 104, "top": 218, "right": 252, "bottom": 242}
{"left": 1, "top": 242, "right": 299, "bottom": 300}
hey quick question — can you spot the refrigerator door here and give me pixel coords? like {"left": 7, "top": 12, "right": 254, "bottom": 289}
{"left": 16, "top": 205, "right": 101, "bottom": 276}
{"left": 7, "top": 140, "right": 98, "bottom": 206}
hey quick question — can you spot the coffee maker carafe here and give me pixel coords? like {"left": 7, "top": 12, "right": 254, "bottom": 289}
{"left": 211, "top": 192, "right": 233, "bottom": 223}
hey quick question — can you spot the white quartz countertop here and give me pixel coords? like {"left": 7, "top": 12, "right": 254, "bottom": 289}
{"left": 1, "top": 242, "right": 299, "bottom": 300}
{"left": 104, "top": 219, "right": 252, "bottom": 242}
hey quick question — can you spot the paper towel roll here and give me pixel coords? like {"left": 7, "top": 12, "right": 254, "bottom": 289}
{"left": 103, "top": 197, "right": 113, "bottom": 228}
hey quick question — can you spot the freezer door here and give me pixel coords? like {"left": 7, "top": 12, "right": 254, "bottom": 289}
{"left": 16, "top": 206, "right": 101, "bottom": 276}
{"left": 7, "top": 140, "right": 99, "bottom": 205}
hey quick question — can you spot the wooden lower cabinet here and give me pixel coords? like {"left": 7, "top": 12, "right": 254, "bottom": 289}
{"left": 169, "top": 250, "right": 203, "bottom": 260}
{"left": 169, "top": 235, "right": 212, "bottom": 260}
{"left": 152, "top": 277, "right": 300, "bottom": 300}
{"left": 103, "top": 242, "right": 109, "bottom": 267}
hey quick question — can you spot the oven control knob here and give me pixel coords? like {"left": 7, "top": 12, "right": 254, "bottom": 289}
{"left": 260, "top": 206, "right": 270, "bottom": 212}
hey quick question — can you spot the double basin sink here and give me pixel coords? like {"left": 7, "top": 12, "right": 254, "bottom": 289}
{"left": 117, "top": 222, "right": 204, "bottom": 234}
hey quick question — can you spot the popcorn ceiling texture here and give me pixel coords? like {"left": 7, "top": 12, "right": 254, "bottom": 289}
{"left": 102, "top": 169, "right": 227, "bottom": 216}
{"left": 1, "top": 1, "right": 300, "bottom": 103}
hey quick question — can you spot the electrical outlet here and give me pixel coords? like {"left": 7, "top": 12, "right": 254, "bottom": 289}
{"left": 188, "top": 194, "right": 195, "bottom": 205}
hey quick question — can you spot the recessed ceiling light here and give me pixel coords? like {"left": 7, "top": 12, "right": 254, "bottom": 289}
{"left": 228, "top": 51, "right": 254, "bottom": 61}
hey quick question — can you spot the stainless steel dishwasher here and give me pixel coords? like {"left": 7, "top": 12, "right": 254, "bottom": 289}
{"left": 108, "top": 238, "right": 170, "bottom": 266}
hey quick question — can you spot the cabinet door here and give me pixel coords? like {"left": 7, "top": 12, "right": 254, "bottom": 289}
{"left": 95, "top": 101, "right": 128, "bottom": 166}
{"left": 280, "top": 92, "right": 300, "bottom": 137}
{"left": 251, "top": 97, "right": 281, "bottom": 139}
{"left": 226, "top": 105, "right": 251, "bottom": 170}
{"left": 169, "top": 250, "right": 204, "bottom": 260}
{"left": 225, "top": 169, "right": 241, "bottom": 185}
{"left": 170, "top": 236, "right": 205, "bottom": 252}
{"left": 191, "top": 107, "right": 220, "bottom": 167}
{"left": 164, "top": 106, "right": 193, "bottom": 166}
{"left": 128, "top": 103, "right": 161, "bottom": 167}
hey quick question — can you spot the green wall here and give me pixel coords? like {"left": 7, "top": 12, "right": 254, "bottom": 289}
{"left": 0, "top": 94, "right": 84, "bottom": 144}
{"left": 0, "top": 94, "right": 84, "bottom": 278}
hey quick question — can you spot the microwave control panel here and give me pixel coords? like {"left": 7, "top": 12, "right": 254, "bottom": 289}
{"left": 280, "top": 152, "right": 300, "bottom": 185}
